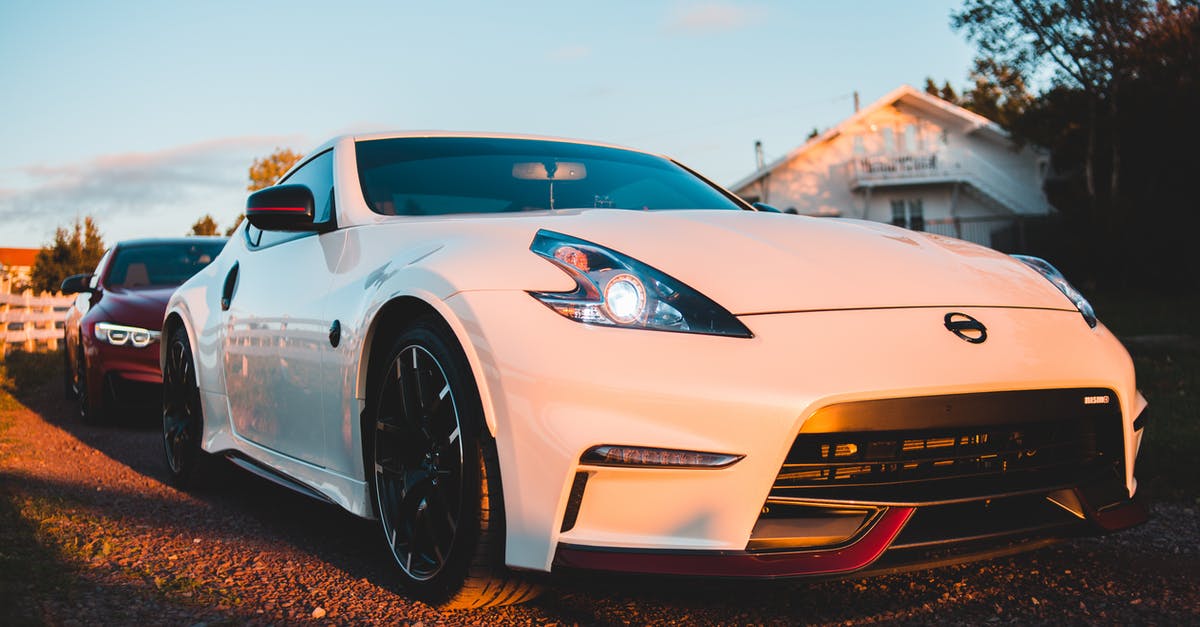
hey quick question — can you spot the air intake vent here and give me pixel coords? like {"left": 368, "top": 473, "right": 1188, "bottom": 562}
{"left": 772, "top": 389, "right": 1124, "bottom": 505}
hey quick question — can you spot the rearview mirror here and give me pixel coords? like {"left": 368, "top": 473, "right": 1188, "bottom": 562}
{"left": 60, "top": 273, "right": 93, "bottom": 294}
{"left": 246, "top": 184, "right": 326, "bottom": 232}
{"left": 512, "top": 162, "right": 587, "bottom": 181}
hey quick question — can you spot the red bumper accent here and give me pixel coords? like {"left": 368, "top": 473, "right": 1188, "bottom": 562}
{"left": 1081, "top": 490, "right": 1149, "bottom": 532}
{"left": 553, "top": 506, "right": 915, "bottom": 578}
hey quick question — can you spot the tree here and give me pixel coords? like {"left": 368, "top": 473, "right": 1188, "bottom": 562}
{"left": 924, "top": 78, "right": 961, "bottom": 104}
{"left": 31, "top": 216, "right": 106, "bottom": 293}
{"left": 960, "top": 58, "right": 1033, "bottom": 130}
{"left": 952, "top": 0, "right": 1156, "bottom": 211}
{"left": 189, "top": 214, "right": 219, "bottom": 236}
{"left": 953, "top": 0, "right": 1200, "bottom": 287}
{"left": 248, "top": 147, "right": 303, "bottom": 192}
{"left": 224, "top": 214, "right": 245, "bottom": 236}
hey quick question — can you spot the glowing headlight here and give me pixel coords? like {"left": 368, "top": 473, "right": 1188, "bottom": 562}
{"left": 603, "top": 273, "right": 646, "bottom": 323}
{"left": 528, "top": 230, "right": 752, "bottom": 337}
{"left": 95, "top": 322, "right": 161, "bottom": 348}
{"left": 1012, "top": 255, "right": 1098, "bottom": 328}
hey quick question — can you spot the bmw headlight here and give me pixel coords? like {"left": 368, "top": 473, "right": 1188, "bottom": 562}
{"left": 1012, "top": 255, "right": 1098, "bottom": 328}
{"left": 529, "top": 230, "right": 752, "bottom": 338}
{"left": 95, "top": 322, "right": 161, "bottom": 348}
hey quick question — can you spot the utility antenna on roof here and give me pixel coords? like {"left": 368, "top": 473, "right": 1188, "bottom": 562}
{"left": 754, "top": 140, "right": 765, "bottom": 171}
{"left": 853, "top": 91, "right": 860, "bottom": 113}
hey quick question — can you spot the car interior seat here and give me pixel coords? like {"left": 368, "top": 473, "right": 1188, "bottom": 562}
{"left": 124, "top": 262, "right": 150, "bottom": 288}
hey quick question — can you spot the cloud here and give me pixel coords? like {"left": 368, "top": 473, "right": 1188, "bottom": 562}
{"left": 665, "top": 2, "right": 764, "bottom": 34}
{"left": 0, "top": 135, "right": 304, "bottom": 246}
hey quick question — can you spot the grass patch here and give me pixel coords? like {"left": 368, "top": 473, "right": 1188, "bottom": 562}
{"left": 16, "top": 494, "right": 241, "bottom": 609}
{"left": 0, "top": 351, "right": 60, "bottom": 397}
{"left": 1128, "top": 350, "right": 1200, "bottom": 503}
{"left": 0, "top": 493, "right": 76, "bottom": 624}
{"left": 1087, "top": 290, "right": 1200, "bottom": 338}
{"left": 1086, "top": 290, "right": 1200, "bottom": 503}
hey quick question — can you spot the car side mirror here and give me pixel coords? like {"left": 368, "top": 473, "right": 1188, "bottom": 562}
{"left": 246, "top": 184, "right": 328, "bottom": 232}
{"left": 752, "top": 202, "right": 782, "bottom": 213}
{"left": 60, "top": 273, "right": 94, "bottom": 294}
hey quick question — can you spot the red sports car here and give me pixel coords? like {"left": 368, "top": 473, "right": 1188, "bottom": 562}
{"left": 62, "top": 237, "right": 226, "bottom": 423}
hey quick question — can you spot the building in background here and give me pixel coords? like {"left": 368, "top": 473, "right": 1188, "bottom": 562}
{"left": 0, "top": 247, "right": 38, "bottom": 295}
{"left": 730, "top": 85, "right": 1054, "bottom": 250}
{"left": 1, "top": 247, "right": 73, "bottom": 356}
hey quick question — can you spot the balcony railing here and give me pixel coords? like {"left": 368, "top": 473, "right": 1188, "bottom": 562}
{"left": 845, "top": 151, "right": 1051, "bottom": 217}
{"left": 850, "top": 153, "right": 943, "bottom": 180}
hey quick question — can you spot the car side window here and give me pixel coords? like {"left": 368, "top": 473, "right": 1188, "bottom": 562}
{"left": 89, "top": 249, "right": 114, "bottom": 290}
{"left": 246, "top": 149, "right": 336, "bottom": 250}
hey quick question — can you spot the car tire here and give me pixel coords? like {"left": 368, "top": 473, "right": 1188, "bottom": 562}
{"left": 62, "top": 343, "right": 77, "bottom": 400}
{"left": 162, "top": 326, "right": 208, "bottom": 487}
{"left": 370, "top": 317, "right": 539, "bottom": 610}
{"left": 77, "top": 345, "right": 108, "bottom": 425}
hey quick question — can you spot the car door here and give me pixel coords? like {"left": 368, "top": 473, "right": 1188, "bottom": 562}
{"left": 221, "top": 150, "right": 342, "bottom": 466}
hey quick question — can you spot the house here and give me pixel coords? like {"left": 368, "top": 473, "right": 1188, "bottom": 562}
{"left": 0, "top": 247, "right": 73, "bottom": 356}
{"left": 729, "top": 85, "right": 1053, "bottom": 250}
{"left": 0, "top": 247, "right": 39, "bottom": 295}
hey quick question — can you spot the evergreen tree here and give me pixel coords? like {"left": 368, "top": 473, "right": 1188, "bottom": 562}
{"left": 31, "top": 216, "right": 106, "bottom": 293}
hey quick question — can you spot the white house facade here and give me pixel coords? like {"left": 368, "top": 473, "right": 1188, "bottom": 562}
{"left": 730, "top": 85, "right": 1054, "bottom": 250}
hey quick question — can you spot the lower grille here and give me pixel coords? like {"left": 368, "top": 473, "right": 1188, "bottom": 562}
{"left": 771, "top": 389, "right": 1125, "bottom": 505}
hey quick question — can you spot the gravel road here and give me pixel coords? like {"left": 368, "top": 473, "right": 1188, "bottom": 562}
{"left": 2, "top": 381, "right": 1197, "bottom": 626}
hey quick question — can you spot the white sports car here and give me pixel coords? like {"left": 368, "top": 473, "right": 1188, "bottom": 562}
{"left": 163, "top": 132, "right": 1148, "bottom": 609}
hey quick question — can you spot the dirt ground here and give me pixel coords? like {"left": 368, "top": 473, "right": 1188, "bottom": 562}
{"left": 1, "top": 368, "right": 1197, "bottom": 626}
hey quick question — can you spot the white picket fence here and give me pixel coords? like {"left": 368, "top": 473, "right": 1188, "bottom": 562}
{"left": 0, "top": 291, "right": 75, "bottom": 358}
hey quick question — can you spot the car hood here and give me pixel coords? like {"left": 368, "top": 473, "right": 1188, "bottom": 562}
{"left": 513, "top": 209, "right": 1072, "bottom": 315}
{"left": 93, "top": 286, "right": 176, "bottom": 330}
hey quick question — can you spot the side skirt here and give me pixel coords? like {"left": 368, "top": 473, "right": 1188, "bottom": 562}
{"left": 224, "top": 451, "right": 337, "bottom": 505}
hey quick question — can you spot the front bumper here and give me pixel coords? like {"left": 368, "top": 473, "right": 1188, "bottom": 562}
{"left": 553, "top": 488, "right": 1148, "bottom": 579}
{"left": 446, "top": 291, "right": 1145, "bottom": 573}
{"left": 87, "top": 337, "right": 163, "bottom": 405}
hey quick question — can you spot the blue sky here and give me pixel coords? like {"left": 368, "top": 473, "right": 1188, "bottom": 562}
{"left": 0, "top": 1, "right": 976, "bottom": 248}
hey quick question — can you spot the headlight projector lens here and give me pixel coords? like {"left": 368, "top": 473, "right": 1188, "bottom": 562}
{"left": 604, "top": 273, "right": 647, "bottom": 324}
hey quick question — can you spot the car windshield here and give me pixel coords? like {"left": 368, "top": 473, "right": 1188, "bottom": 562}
{"left": 357, "top": 137, "right": 745, "bottom": 216}
{"left": 104, "top": 241, "right": 226, "bottom": 289}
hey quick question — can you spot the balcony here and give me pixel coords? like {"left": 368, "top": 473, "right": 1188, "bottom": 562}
{"left": 845, "top": 151, "right": 1052, "bottom": 217}
{"left": 845, "top": 152, "right": 959, "bottom": 188}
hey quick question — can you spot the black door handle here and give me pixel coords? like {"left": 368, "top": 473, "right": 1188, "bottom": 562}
{"left": 221, "top": 262, "right": 239, "bottom": 311}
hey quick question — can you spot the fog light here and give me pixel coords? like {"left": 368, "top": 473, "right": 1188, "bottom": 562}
{"left": 580, "top": 445, "right": 743, "bottom": 469}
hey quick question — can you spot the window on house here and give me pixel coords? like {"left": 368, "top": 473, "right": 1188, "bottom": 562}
{"left": 890, "top": 198, "right": 925, "bottom": 231}
{"left": 909, "top": 198, "right": 924, "bottom": 231}
{"left": 891, "top": 200, "right": 906, "bottom": 227}
{"left": 882, "top": 128, "right": 895, "bottom": 153}
{"left": 852, "top": 135, "right": 865, "bottom": 155}
{"left": 904, "top": 124, "right": 917, "bottom": 153}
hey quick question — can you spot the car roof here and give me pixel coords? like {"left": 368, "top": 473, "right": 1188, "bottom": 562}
{"left": 113, "top": 237, "right": 227, "bottom": 249}
{"left": 301, "top": 131, "right": 656, "bottom": 162}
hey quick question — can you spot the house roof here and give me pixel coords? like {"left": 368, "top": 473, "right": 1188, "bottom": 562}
{"left": 729, "top": 84, "right": 1011, "bottom": 191}
{"left": 0, "top": 247, "right": 40, "bottom": 269}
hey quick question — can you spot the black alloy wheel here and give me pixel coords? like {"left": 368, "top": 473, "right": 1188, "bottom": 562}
{"left": 376, "top": 341, "right": 466, "bottom": 582}
{"left": 162, "top": 327, "right": 205, "bottom": 486}
{"left": 371, "top": 319, "right": 538, "bottom": 609}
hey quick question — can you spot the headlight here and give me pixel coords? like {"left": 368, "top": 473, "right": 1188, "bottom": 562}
{"left": 529, "top": 230, "right": 752, "bottom": 337}
{"left": 1012, "top": 255, "right": 1097, "bottom": 328}
{"left": 95, "top": 322, "right": 161, "bottom": 348}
